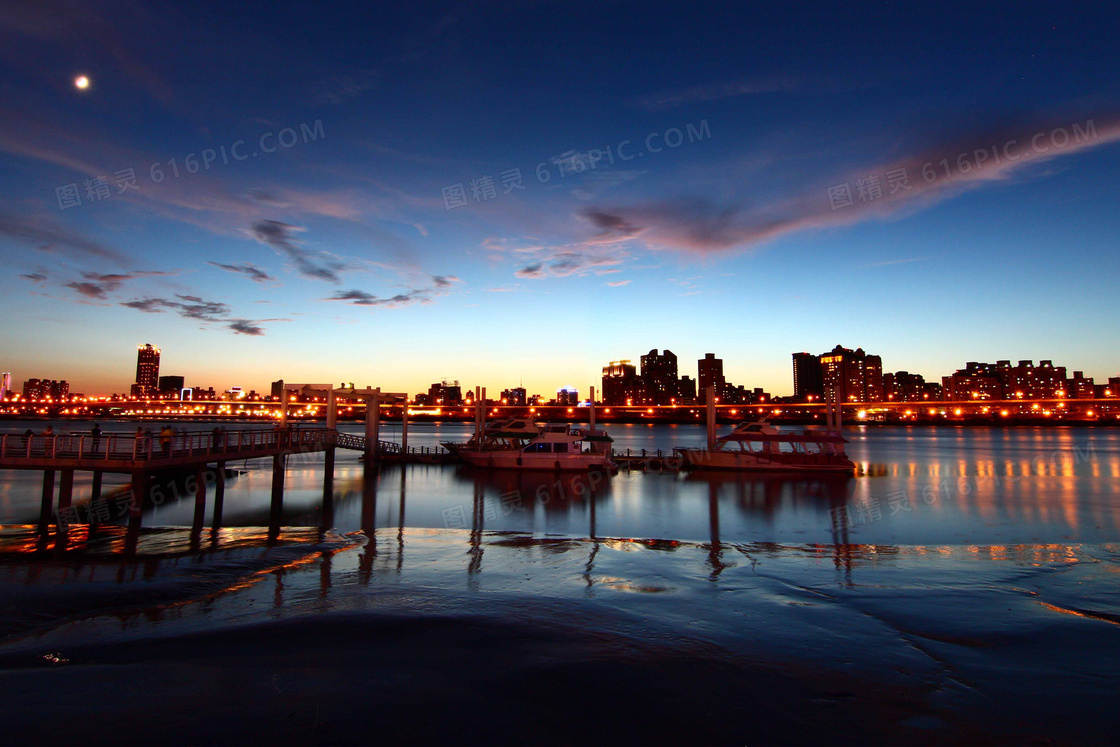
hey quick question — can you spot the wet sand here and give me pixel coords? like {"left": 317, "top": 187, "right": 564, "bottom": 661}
{"left": 0, "top": 527, "right": 1117, "bottom": 745}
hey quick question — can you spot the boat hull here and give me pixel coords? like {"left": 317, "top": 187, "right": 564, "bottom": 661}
{"left": 458, "top": 450, "right": 616, "bottom": 471}
{"left": 679, "top": 448, "right": 854, "bottom": 473}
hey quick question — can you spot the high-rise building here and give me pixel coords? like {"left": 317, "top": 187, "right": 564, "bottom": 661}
{"left": 556, "top": 386, "right": 579, "bottom": 405}
{"left": 641, "top": 349, "right": 678, "bottom": 404}
{"left": 791, "top": 353, "right": 823, "bottom": 400}
{"left": 132, "top": 343, "right": 160, "bottom": 397}
{"left": 819, "top": 345, "right": 882, "bottom": 403}
{"left": 946, "top": 359, "right": 1068, "bottom": 400}
{"left": 602, "top": 360, "right": 644, "bottom": 405}
{"left": 884, "top": 371, "right": 931, "bottom": 401}
{"left": 1069, "top": 371, "right": 1095, "bottom": 399}
{"left": 22, "top": 378, "right": 42, "bottom": 399}
{"left": 697, "top": 354, "right": 726, "bottom": 402}
{"left": 501, "top": 387, "right": 527, "bottom": 406}
{"left": 158, "top": 376, "right": 185, "bottom": 397}
{"left": 0, "top": 372, "right": 10, "bottom": 400}
{"left": 942, "top": 362, "right": 1005, "bottom": 400}
{"left": 678, "top": 376, "right": 697, "bottom": 402}
{"left": 21, "top": 378, "right": 69, "bottom": 400}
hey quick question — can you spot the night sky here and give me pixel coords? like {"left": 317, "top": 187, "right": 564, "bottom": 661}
{"left": 3, "top": 1, "right": 1119, "bottom": 397}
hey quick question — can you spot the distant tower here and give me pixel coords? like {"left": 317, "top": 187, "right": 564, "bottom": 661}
{"left": 0, "top": 372, "right": 9, "bottom": 400}
{"left": 132, "top": 343, "right": 161, "bottom": 397}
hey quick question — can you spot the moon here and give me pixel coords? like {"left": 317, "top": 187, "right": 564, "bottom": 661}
{"left": 74, "top": 75, "right": 90, "bottom": 90}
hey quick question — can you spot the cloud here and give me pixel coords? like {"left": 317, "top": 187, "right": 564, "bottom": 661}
{"left": 207, "top": 261, "right": 276, "bottom": 284}
{"left": 64, "top": 281, "right": 110, "bottom": 299}
{"left": 228, "top": 320, "right": 265, "bottom": 335}
{"left": 0, "top": 212, "right": 129, "bottom": 263}
{"left": 62, "top": 270, "right": 177, "bottom": 299}
{"left": 587, "top": 114, "right": 1120, "bottom": 253}
{"left": 431, "top": 274, "right": 461, "bottom": 288}
{"left": 173, "top": 294, "right": 231, "bottom": 320}
{"left": 327, "top": 288, "right": 429, "bottom": 307}
{"left": 121, "top": 298, "right": 172, "bottom": 313}
{"left": 515, "top": 263, "right": 544, "bottom": 279}
{"left": 606, "top": 280, "right": 631, "bottom": 287}
{"left": 251, "top": 220, "right": 344, "bottom": 283}
{"left": 20, "top": 272, "right": 47, "bottom": 283}
{"left": 326, "top": 274, "right": 462, "bottom": 308}
{"left": 515, "top": 250, "right": 624, "bottom": 279}
{"left": 120, "top": 293, "right": 276, "bottom": 334}
{"left": 581, "top": 209, "right": 642, "bottom": 242}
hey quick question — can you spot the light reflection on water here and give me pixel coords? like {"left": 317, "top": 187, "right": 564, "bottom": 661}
{"left": 0, "top": 421, "right": 1117, "bottom": 545}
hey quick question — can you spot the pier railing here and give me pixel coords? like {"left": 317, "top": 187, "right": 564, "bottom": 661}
{"left": 0, "top": 427, "right": 338, "bottom": 463}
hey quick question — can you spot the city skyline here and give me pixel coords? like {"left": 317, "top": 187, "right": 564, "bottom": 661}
{"left": 3, "top": 4, "right": 1120, "bottom": 397}
{"left": 6, "top": 339, "right": 1117, "bottom": 403}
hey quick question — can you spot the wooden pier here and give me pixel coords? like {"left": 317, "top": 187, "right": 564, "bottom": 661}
{"left": 0, "top": 426, "right": 402, "bottom": 552}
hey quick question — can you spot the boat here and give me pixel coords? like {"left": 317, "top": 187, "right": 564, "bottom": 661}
{"left": 457, "top": 424, "right": 617, "bottom": 471}
{"left": 441, "top": 418, "right": 541, "bottom": 455}
{"left": 678, "top": 420, "right": 855, "bottom": 473}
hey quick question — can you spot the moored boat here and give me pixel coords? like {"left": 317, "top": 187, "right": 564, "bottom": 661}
{"left": 458, "top": 424, "right": 616, "bottom": 471}
{"left": 678, "top": 421, "right": 855, "bottom": 473}
{"left": 441, "top": 418, "right": 541, "bottom": 455}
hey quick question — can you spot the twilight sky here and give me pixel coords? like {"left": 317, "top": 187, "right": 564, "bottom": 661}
{"left": 2, "top": 1, "right": 1119, "bottom": 397}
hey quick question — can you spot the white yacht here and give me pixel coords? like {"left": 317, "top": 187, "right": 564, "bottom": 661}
{"left": 457, "top": 424, "right": 616, "bottom": 471}
{"left": 679, "top": 421, "right": 855, "bottom": 473}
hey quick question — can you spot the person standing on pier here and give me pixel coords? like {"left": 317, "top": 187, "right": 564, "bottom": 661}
{"left": 91, "top": 423, "right": 102, "bottom": 455}
{"left": 160, "top": 425, "right": 173, "bottom": 457}
{"left": 211, "top": 426, "right": 224, "bottom": 453}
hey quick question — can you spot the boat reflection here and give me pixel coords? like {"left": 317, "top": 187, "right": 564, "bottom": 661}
{"left": 682, "top": 471, "right": 854, "bottom": 517}
{"left": 452, "top": 465, "right": 615, "bottom": 517}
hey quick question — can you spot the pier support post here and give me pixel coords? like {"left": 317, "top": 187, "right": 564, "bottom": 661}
{"left": 706, "top": 386, "right": 717, "bottom": 450}
{"left": 401, "top": 399, "right": 409, "bottom": 454}
{"left": 321, "top": 446, "right": 335, "bottom": 531}
{"left": 38, "top": 469, "right": 56, "bottom": 534}
{"left": 270, "top": 453, "right": 286, "bottom": 535}
{"left": 278, "top": 380, "right": 287, "bottom": 426}
{"left": 192, "top": 466, "right": 208, "bottom": 535}
{"left": 212, "top": 461, "right": 225, "bottom": 530}
{"left": 58, "top": 468, "right": 74, "bottom": 512}
{"left": 126, "top": 471, "right": 148, "bottom": 555}
{"left": 364, "top": 390, "right": 381, "bottom": 463}
{"left": 91, "top": 471, "right": 102, "bottom": 502}
{"left": 590, "top": 385, "right": 596, "bottom": 431}
{"left": 480, "top": 387, "right": 487, "bottom": 436}
{"left": 326, "top": 388, "right": 337, "bottom": 430}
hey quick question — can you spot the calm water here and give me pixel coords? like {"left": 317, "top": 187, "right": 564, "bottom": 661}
{"left": 1, "top": 420, "right": 1118, "bottom": 743}
{"left": 2, "top": 420, "right": 1116, "bottom": 546}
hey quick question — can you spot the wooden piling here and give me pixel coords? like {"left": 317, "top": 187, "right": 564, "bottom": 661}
{"left": 192, "top": 466, "right": 208, "bottom": 534}
{"left": 321, "top": 446, "right": 335, "bottom": 530}
{"left": 212, "top": 461, "right": 225, "bottom": 530}
{"left": 270, "top": 453, "right": 285, "bottom": 534}
{"left": 38, "top": 469, "right": 55, "bottom": 534}
{"left": 58, "top": 468, "right": 74, "bottom": 510}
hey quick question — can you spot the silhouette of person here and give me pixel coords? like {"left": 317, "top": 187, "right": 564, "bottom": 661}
{"left": 160, "top": 425, "right": 173, "bottom": 456}
{"left": 91, "top": 423, "right": 102, "bottom": 454}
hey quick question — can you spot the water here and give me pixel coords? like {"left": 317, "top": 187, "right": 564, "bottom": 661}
{"left": 5, "top": 420, "right": 1114, "bottom": 545}
{"left": 1, "top": 420, "right": 1118, "bottom": 743}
